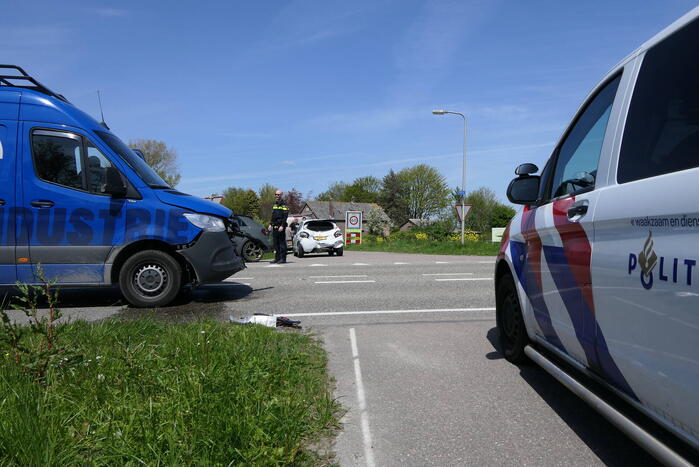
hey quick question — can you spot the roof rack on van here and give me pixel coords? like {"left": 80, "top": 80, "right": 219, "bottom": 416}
{"left": 0, "top": 64, "right": 68, "bottom": 102}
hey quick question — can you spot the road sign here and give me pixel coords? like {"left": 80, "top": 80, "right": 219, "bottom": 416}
{"left": 456, "top": 190, "right": 465, "bottom": 196}
{"left": 455, "top": 204, "right": 473, "bottom": 222}
{"left": 345, "top": 210, "right": 362, "bottom": 230}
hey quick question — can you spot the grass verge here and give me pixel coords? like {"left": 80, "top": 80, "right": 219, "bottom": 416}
{"left": 348, "top": 239, "right": 500, "bottom": 256}
{"left": 0, "top": 319, "right": 340, "bottom": 465}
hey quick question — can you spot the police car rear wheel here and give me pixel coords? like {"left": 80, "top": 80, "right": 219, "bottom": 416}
{"left": 119, "top": 250, "right": 182, "bottom": 308}
{"left": 496, "top": 274, "right": 528, "bottom": 364}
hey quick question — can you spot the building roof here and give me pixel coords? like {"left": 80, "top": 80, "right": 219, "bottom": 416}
{"left": 302, "top": 201, "right": 382, "bottom": 220}
{"left": 404, "top": 218, "right": 436, "bottom": 226}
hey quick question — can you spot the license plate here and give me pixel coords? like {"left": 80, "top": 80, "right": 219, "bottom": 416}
{"left": 314, "top": 236, "right": 327, "bottom": 241}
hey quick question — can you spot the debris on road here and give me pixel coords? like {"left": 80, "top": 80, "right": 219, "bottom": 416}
{"left": 229, "top": 313, "right": 301, "bottom": 329}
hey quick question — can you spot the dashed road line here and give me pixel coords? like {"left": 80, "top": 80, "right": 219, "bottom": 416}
{"left": 315, "top": 280, "right": 376, "bottom": 284}
{"left": 353, "top": 263, "right": 370, "bottom": 266}
{"left": 308, "top": 275, "right": 368, "bottom": 279}
{"left": 310, "top": 264, "right": 328, "bottom": 267}
{"left": 349, "top": 328, "right": 376, "bottom": 467}
{"left": 276, "top": 307, "right": 495, "bottom": 317}
{"left": 434, "top": 277, "right": 493, "bottom": 281}
{"left": 393, "top": 262, "right": 409, "bottom": 265}
{"left": 435, "top": 261, "right": 450, "bottom": 264}
{"left": 224, "top": 277, "right": 254, "bottom": 281}
{"left": 422, "top": 272, "right": 474, "bottom": 276}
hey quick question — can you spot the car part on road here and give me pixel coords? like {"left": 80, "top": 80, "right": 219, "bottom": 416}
{"left": 229, "top": 314, "right": 302, "bottom": 329}
{"left": 119, "top": 250, "right": 182, "bottom": 308}
{"left": 495, "top": 274, "right": 528, "bottom": 364}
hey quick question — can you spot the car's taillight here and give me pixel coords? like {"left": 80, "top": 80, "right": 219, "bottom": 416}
{"left": 262, "top": 228, "right": 269, "bottom": 236}
{"left": 334, "top": 230, "right": 342, "bottom": 238}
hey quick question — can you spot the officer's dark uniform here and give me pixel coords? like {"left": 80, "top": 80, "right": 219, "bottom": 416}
{"left": 270, "top": 199, "right": 289, "bottom": 263}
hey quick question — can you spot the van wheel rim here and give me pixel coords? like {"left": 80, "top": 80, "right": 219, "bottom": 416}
{"left": 134, "top": 264, "right": 168, "bottom": 296}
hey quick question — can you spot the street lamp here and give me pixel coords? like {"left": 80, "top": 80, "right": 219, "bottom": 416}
{"left": 432, "top": 109, "right": 467, "bottom": 245}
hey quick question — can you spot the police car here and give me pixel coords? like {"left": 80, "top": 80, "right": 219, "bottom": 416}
{"left": 495, "top": 7, "right": 698, "bottom": 464}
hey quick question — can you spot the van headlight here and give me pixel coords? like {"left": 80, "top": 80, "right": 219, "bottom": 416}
{"left": 183, "top": 213, "right": 226, "bottom": 232}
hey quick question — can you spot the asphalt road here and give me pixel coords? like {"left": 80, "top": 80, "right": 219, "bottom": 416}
{"left": 3, "top": 251, "right": 662, "bottom": 465}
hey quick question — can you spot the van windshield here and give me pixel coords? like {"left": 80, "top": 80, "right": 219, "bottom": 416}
{"left": 95, "top": 130, "right": 171, "bottom": 189}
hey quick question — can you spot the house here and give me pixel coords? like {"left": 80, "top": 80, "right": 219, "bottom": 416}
{"left": 399, "top": 218, "right": 437, "bottom": 231}
{"left": 300, "top": 201, "right": 385, "bottom": 233}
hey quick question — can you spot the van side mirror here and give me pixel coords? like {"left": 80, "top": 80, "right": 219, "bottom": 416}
{"left": 101, "top": 166, "right": 127, "bottom": 198}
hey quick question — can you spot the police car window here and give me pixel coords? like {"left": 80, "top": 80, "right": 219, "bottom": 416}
{"left": 617, "top": 18, "right": 699, "bottom": 183}
{"left": 86, "top": 141, "right": 114, "bottom": 193}
{"left": 32, "top": 132, "right": 85, "bottom": 190}
{"left": 549, "top": 74, "right": 621, "bottom": 200}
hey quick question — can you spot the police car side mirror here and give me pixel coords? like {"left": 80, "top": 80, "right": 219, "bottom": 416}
{"left": 515, "top": 163, "right": 538, "bottom": 176}
{"left": 101, "top": 166, "right": 127, "bottom": 198}
{"left": 507, "top": 175, "right": 540, "bottom": 205}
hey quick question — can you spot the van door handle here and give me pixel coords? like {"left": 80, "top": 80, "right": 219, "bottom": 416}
{"left": 30, "top": 200, "right": 54, "bottom": 208}
{"left": 567, "top": 204, "right": 588, "bottom": 219}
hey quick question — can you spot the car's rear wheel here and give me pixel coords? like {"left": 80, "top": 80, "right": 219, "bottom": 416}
{"left": 242, "top": 239, "right": 263, "bottom": 262}
{"left": 496, "top": 273, "right": 528, "bottom": 364}
{"left": 119, "top": 250, "right": 182, "bottom": 308}
{"left": 335, "top": 247, "right": 343, "bottom": 256}
{"left": 297, "top": 244, "right": 305, "bottom": 258}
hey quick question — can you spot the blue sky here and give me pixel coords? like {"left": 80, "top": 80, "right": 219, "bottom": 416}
{"left": 3, "top": 0, "right": 697, "bottom": 202}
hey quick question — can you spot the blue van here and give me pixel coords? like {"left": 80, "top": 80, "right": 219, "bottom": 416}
{"left": 0, "top": 65, "right": 244, "bottom": 307}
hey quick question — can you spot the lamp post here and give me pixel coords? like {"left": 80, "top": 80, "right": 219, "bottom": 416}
{"left": 432, "top": 109, "right": 467, "bottom": 245}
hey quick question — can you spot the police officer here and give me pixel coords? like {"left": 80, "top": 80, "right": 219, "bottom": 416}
{"left": 268, "top": 190, "right": 289, "bottom": 263}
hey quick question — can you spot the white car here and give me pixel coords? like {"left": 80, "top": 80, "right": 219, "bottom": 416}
{"left": 292, "top": 220, "right": 344, "bottom": 257}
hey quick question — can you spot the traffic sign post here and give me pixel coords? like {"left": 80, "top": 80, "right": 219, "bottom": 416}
{"left": 455, "top": 204, "right": 473, "bottom": 222}
{"left": 345, "top": 210, "right": 363, "bottom": 244}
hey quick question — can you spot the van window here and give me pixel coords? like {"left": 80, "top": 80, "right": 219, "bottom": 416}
{"left": 95, "top": 130, "right": 171, "bottom": 189}
{"left": 617, "top": 18, "right": 699, "bottom": 183}
{"left": 32, "top": 131, "right": 84, "bottom": 190}
{"left": 548, "top": 74, "right": 621, "bottom": 200}
{"left": 86, "top": 141, "right": 114, "bottom": 193}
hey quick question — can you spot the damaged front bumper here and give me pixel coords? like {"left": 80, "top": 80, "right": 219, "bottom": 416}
{"left": 298, "top": 237, "right": 344, "bottom": 253}
{"left": 178, "top": 230, "right": 245, "bottom": 284}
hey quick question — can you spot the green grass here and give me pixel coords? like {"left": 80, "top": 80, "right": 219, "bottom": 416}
{"left": 0, "top": 320, "right": 340, "bottom": 466}
{"left": 347, "top": 239, "right": 500, "bottom": 256}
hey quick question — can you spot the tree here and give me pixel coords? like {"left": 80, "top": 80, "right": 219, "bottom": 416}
{"left": 397, "top": 164, "right": 450, "bottom": 219}
{"left": 316, "top": 181, "right": 348, "bottom": 201}
{"left": 365, "top": 207, "right": 392, "bottom": 236}
{"left": 342, "top": 176, "right": 381, "bottom": 203}
{"left": 128, "top": 139, "right": 181, "bottom": 187}
{"left": 284, "top": 188, "right": 305, "bottom": 213}
{"left": 378, "top": 169, "right": 408, "bottom": 226}
{"left": 462, "top": 187, "right": 515, "bottom": 233}
{"left": 258, "top": 183, "right": 278, "bottom": 222}
{"left": 221, "top": 187, "right": 260, "bottom": 217}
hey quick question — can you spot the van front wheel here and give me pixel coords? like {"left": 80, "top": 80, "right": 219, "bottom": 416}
{"left": 119, "top": 250, "right": 182, "bottom": 308}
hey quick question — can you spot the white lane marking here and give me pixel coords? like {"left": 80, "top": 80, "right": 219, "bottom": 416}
{"left": 435, "top": 261, "right": 450, "bottom": 264}
{"left": 393, "top": 262, "right": 409, "bottom": 265}
{"left": 435, "top": 277, "right": 493, "bottom": 281}
{"left": 308, "top": 275, "right": 368, "bottom": 279}
{"left": 353, "top": 263, "right": 370, "bottom": 266}
{"left": 310, "top": 264, "right": 328, "bottom": 267}
{"left": 314, "top": 280, "right": 376, "bottom": 284}
{"left": 422, "top": 272, "right": 474, "bottom": 276}
{"left": 349, "top": 328, "right": 376, "bottom": 467}
{"left": 478, "top": 261, "right": 495, "bottom": 264}
{"left": 276, "top": 307, "right": 495, "bottom": 317}
{"left": 265, "top": 265, "right": 283, "bottom": 268}
{"left": 224, "top": 277, "right": 254, "bottom": 281}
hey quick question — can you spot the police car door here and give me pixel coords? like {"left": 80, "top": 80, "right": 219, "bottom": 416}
{"left": 591, "top": 18, "right": 699, "bottom": 436}
{"left": 20, "top": 124, "right": 126, "bottom": 284}
{"left": 0, "top": 92, "right": 19, "bottom": 284}
{"left": 529, "top": 73, "right": 624, "bottom": 371}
